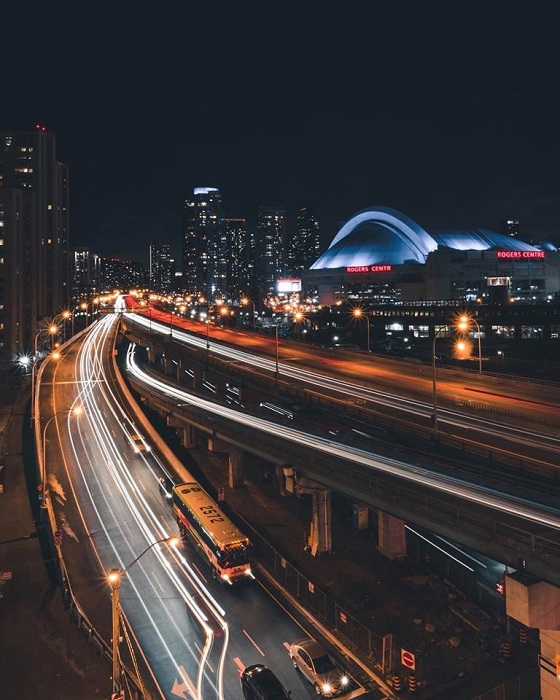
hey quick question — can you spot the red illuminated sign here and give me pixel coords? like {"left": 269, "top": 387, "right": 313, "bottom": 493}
{"left": 346, "top": 265, "right": 392, "bottom": 273}
{"left": 496, "top": 251, "right": 545, "bottom": 259}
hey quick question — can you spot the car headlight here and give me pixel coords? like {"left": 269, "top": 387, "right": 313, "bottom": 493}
{"left": 340, "top": 674, "right": 350, "bottom": 686}
{"left": 321, "top": 682, "right": 333, "bottom": 694}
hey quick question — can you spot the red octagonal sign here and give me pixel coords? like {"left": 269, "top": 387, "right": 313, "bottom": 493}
{"left": 401, "top": 649, "right": 416, "bottom": 670}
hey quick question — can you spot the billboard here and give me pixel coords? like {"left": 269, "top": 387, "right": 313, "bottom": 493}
{"left": 277, "top": 278, "right": 302, "bottom": 293}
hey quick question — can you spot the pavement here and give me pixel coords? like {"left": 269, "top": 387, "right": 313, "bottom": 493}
{"left": 0, "top": 370, "right": 540, "bottom": 699}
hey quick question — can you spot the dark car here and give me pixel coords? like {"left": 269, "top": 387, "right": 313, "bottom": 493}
{"left": 241, "top": 664, "right": 291, "bottom": 700}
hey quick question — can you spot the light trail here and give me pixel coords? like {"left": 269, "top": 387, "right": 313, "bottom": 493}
{"left": 123, "top": 310, "right": 560, "bottom": 455}
{"left": 63, "top": 313, "right": 230, "bottom": 699}
{"left": 125, "top": 340, "right": 560, "bottom": 533}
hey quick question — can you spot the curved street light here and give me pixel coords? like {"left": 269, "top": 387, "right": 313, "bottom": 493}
{"left": 432, "top": 323, "right": 449, "bottom": 436}
{"left": 353, "top": 308, "right": 371, "bottom": 352}
{"left": 457, "top": 314, "right": 482, "bottom": 375}
{"left": 241, "top": 297, "right": 256, "bottom": 330}
{"left": 30, "top": 325, "right": 60, "bottom": 425}
{"left": 293, "top": 311, "right": 304, "bottom": 341}
{"left": 107, "top": 535, "right": 179, "bottom": 695}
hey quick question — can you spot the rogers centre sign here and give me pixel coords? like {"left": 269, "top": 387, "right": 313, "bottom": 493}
{"left": 346, "top": 265, "right": 392, "bottom": 273}
{"left": 497, "top": 250, "right": 545, "bottom": 259}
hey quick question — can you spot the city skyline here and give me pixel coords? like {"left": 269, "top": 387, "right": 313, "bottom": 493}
{"left": 3, "top": 7, "right": 560, "bottom": 265}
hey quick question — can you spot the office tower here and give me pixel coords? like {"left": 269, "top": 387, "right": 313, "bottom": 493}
{"left": 255, "top": 206, "right": 287, "bottom": 298}
{"left": 287, "top": 207, "right": 321, "bottom": 276}
{"left": 149, "top": 243, "right": 174, "bottom": 293}
{"left": 224, "top": 217, "right": 249, "bottom": 300}
{"left": 182, "top": 187, "right": 224, "bottom": 299}
{"left": 0, "top": 126, "right": 69, "bottom": 365}
{"left": 72, "top": 247, "right": 100, "bottom": 303}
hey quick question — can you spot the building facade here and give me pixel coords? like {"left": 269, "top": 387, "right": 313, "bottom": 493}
{"left": 182, "top": 187, "right": 224, "bottom": 298}
{"left": 255, "top": 205, "right": 287, "bottom": 298}
{"left": 149, "top": 243, "right": 174, "bottom": 293}
{"left": 304, "top": 206, "right": 560, "bottom": 306}
{"left": 0, "top": 127, "right": 70, "bottom": 365}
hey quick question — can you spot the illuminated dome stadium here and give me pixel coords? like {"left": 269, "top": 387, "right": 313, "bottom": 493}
{"left": 311, "top": 206, "right": 542, "bottom": 269}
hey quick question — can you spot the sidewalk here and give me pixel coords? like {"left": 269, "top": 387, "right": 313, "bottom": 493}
{"left": 0, "top": 379, "right": 110, "bottom": 699}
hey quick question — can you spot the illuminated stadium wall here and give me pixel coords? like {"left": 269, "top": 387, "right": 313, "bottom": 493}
{"left": 304, "top": 207, "right": 560, "bottom": 304}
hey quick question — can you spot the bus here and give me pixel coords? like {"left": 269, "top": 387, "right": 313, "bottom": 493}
{"left": 172, "top": 482, "right": 254, "bottom": 585}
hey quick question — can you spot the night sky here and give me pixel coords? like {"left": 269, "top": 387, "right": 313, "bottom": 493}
{"left": 4, "top": 6, "right": 560, "bottom": 264}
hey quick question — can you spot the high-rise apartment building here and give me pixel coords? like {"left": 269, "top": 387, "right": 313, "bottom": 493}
{"left": 225, "top": 217, "right": 250, "bottom": 300}
{"left": 149, "top": 243, "right": 174, "bottom": 293}
{"left": 72, "top": 247, "right": 100, "bottom": 303}
{"left": 0, "top": 126, "right": 69, "bottom": 365}
{"left": 182, "top": 187, "right": 225, "bottom": 299}
{"left": 255, "top": 206, "right": 287, "bottom": 298}
{"left": 287, "top": 207, "right": 321, "bottom": 276}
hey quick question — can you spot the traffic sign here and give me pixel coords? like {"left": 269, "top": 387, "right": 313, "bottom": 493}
{"left": 54, "top": 530, "right": 62, "bottom": 546}
{"left": 401, "top": 648, "right": 416, "bottom": 670}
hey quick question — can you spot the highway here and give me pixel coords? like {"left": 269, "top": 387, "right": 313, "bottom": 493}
{"left": 123, "top": 303, "right": 560, "bottom": 478}
{"left": 38, "top": 313, "right": 372, "bottom": 700}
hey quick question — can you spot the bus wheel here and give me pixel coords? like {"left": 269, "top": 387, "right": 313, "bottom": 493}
{"left": 211, "top": 566, "right": 217, "bottom": 579}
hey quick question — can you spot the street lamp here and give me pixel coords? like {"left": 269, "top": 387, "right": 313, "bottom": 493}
{"left": 206, "top": 319, "right": 210, "bottom": 365}
{"left": 293, "top": 311, "right": 304, "bottom": 341}
{"left": 457, "top": 314, "right": 482, "bottom": 375}
{"left": 107, "top": 535, "right": 179, "bottom": 695}
{"left": 353, "top": 308, "right": 370, "bottom": 352}
{"left": 432, "top": 324, "right": 448, "bottom": 436}
{"left": 41, "top": 406, "right": 82, "bottom": 510}
{"left": 275, "top": 323, "right": 280, "bottom": 387}
{"left": 31, "top": 326, "right": 59, "bottom": 425}
{"left": 241, "top": 297, "right": 256, "bottom": 330}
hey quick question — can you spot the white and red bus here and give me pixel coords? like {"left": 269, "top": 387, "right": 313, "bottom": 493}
{"left": 172, "top": 482, "right": 254, "bottom": 585}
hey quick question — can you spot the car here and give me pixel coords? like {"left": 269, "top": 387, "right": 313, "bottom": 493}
{"left": 130, "top": 432, "right": 150, "bottom": 453}
{"left": 287, "top": 638, "right": 350, "bottom": 697}
{"left": 158, "top": 476, "right": 174, "bottom": 500}
{"left": 240, "top": 664, "right": 291, "bottom": 700}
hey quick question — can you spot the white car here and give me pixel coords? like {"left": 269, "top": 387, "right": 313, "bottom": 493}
{"left": 288, "top": 638, "right": 350, "bottom": 697}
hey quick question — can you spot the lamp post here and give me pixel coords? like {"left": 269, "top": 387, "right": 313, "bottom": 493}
{"left": 241, "top": 297, "right": 256, "bottom": 330}
{"left": 41, "top": 406, "right": 82, "bottom": 510}
{"left": 293, "top": 311, "right": 304, "bottom": 341}
{"left": 206, "top": 319, "right": 210, "bottom": 365}
{"left": 275, "top": 323, "right": 280, "bottom": 387}
{"left": 457, "top": 314, "right": 482, "bottom": 375}
{"left": 353, "top": 308, "right": 370, "bottom": 352}
{"left": 31, "top": 326, "right": 59, "bottom": 426}
{"left": 431, "top": 324, "right": 448, "bottom": 436}
{"left": 108, "top": 535, "right": 178, "bottom": 695}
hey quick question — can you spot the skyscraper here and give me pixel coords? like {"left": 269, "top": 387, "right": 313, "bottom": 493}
{"left": 149, "top": 243, "right": 174, "bottom": 293}
{"left": 255, "top": 206, "right": 287, "bottom": 298}
{"left": 182, "top": 187, "right": 224, "bottom": 299}
{"left": 72, "top": 247, "right": 100, "bottom": 303}
{"left": 287, "top": 207, "right": 321, "bottom": 276}
{"left": 0, "top": 126, "right": 69, "bottom": 365}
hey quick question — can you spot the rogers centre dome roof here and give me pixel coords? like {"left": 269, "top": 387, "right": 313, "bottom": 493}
{"left": 310, "top": 206, "right": 543, "bottom": 270}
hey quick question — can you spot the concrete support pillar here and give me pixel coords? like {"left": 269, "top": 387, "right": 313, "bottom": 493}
{"left": 180, "top": 425, "right": 195, "bottom": 448}
{"left": 227, "top": 446, "right": 245, "bottom": 489}
{"left": 505, "top": 571, "right": 560, "bottom": 699}
{"left": 309, "top": 488, "right": 332, "bottom": 556}
{"left": 163, "top": 355, "right": 175, "bottom": 377}
{"left": 377, "top": 511, "right": 406, "bottom": 560}
{"left": 208, "top": 436, "right": 228, "bottom": 452}
{"left": 147, "top": 344, "right": 156, "bottom": 366}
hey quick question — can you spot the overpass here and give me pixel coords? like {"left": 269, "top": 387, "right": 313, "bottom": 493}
{"left": 119, "top": 316, "right": 560, "bottom": 699}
